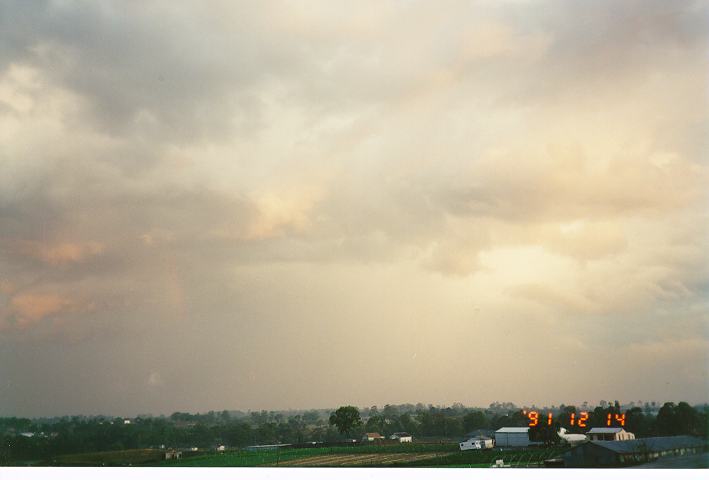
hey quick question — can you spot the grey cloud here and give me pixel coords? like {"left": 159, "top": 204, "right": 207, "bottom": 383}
{"left": 0, "top": 1, "right": 285, "bottom": 141}
{"left": 0, "top": 0, "right": 707, "bottom": 415}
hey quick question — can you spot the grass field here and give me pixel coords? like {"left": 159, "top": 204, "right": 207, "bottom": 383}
{"left": 159, "top": 444, "right": 567, "bottom": 468}
{"left": 48, "top": 449, "right": 164, "bottom": 466}
{"left": 160, "top": 444, "right": 456, "bottom": 467}
{"left": 42, "top": 443, "right": 568, "bottom": 467}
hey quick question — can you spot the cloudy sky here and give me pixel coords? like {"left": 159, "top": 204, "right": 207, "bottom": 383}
{"left": 0, "top": 0, "right": 707, "bottom": 417}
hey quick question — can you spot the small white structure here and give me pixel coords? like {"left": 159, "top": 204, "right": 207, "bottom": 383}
{"left": 557, "top": 428, "right": 587, "bottom": 445}
{"left": 587, "top": 427, "right": 635, "bottom": 441}
{"left": 216, "top": 445, "right": 226, "bottom": 452}
{"left": 362, "top": 432, "right": 384, "bottom": 442}
{"left": 389, "top": 432, "right": 413, "bottom": 443}
{"left": 123, "top": 419, "right": 132, "bottom": 425}
{"left": 164, "top": 449, "right": 182, "bottom": 460}
{"left": 459, "top": 437, "right": 494, "bottom": 451}
{"left": 494, "top": 427, "right": 531, "bottom": 448}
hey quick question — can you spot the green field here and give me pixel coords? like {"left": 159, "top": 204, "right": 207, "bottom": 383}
{"left": 42, "top": 443, "right": 568, "bottom": 467}
{"left": 159, "top": 444, "right": 454, "bottom": 467}
{"left": 47, "top": 449, "right": 164, "bottom": 466}
{"left": 159, "top": 444, "right": 567, "bottom": 468}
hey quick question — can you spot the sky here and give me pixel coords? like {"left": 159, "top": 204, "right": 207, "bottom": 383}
{"left": 0, "top": 0, "right": 707, "bottom": 417}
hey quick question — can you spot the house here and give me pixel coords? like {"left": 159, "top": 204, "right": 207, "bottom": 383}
{"left": 216, "top": 445, "right": 226, "bottom": 452}
{"left": 494, "top": 427, "right": 531, "bottom": 448}
{"left": 362, "top": 432, "right": 384, "bottom": 442}
{"left": 164, "top": 449, "right": 182, "bottom": 460}
{"left": 587, "top": 427, "right": 635, "bottom": 441}
{"left": 563, "top": 436, "right": 707, "bottom": 467}
{"left": 389, "top": 432, "right": 413, "bottom": 443}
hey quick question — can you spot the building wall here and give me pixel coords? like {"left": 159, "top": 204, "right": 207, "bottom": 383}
{"left": 563, "top": 443, "right": 619, "bottom": 467}
{"left": 494, "top": 432, "right": 529, "bottom": 448}
{"left": 564, "top": 441, "right": 705, "bottom": 467}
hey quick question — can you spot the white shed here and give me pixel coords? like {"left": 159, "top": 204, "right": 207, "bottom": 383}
{"left": 494, "top": 427, "right": 531, "bottom": 448}
{"left": 389, "top": 432, "right": 413, "bottom": 443}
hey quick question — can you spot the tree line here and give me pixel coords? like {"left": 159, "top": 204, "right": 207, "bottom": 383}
{"left": 1, "top": 401, "right": 706, "bottom": 464}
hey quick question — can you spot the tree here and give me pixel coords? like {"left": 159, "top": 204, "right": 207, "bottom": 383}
{"left": 329, "top": 406, "right": 362, "bottom": 438}
{"left": 656, "top": 402, "right": 676, "bottom": 435}
{"left": 365, "top": 415, "right": 385, "bottom": 433}
{"left": 463, "top": 411, "right": 487, "bottom": 432}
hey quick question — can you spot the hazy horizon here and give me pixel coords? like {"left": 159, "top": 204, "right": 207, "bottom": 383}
{"left": 1, "top": 0, "right": 707, "bottom": 418}
{"left": 4, "top": 398, "right": 697, "bottom": 420}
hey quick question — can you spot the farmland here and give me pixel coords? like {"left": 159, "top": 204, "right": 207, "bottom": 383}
{"left": 45, "top": 449, "right": 164, "bottom": 466}
{"left": 158, "top": 444, "right": 567, "bottom": 467}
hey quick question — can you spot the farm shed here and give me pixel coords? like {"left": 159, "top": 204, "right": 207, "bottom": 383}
{"left": 362, "top": 432, "right": 384, "bottom": 442}
{"left": 389, "top": 432, "right": 413, "bottom": 443}
{"left": 587, "top": 427, "right": 635, "bottom": 441}
{"left": 494, "top": 427, "right": 531, "bottom": 448}
{"left": 563, "top": 435, "right": 707, "bottom": 467}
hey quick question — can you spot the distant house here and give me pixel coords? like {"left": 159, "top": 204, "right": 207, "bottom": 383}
{"left": 164, "top": 449, "right": 182, "bottom": 460}
{"left": 123, "top": 419, "right": 132, "bottom": 425}
{"left": 563, "top": 436, "right": 706, "bottom": 467}
{"left": 587, "top": 427, "right": 635, "bottom": 441}
{"left": 494, "top": 427, "right": 531, "bottom": 448}
{"left": 19, "top": 432, "right": 35, "bottom": 438}
{"left": 362, "top": 432, "right": 384, "bottom": 442}
{"left": 216, "top": 445, "right": 226, "bottom": 452}
{"left": 389, "top": 432, "right": 413, "bottom": 443}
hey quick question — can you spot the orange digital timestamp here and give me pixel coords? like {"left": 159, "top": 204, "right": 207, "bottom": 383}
{"left": 577, "top": 411, "right": 588, "bottom": 427}
{"left": 527, "top": 411, "right": 539, "bottom": 427}
{"left": 528, "top": 410, "right": 590, "bottom": 427}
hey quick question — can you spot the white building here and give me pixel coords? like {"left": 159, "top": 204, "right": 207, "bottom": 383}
{"left": 587, "top": 427, "right": 635, "bottom": 441}
{"left": 494, "top": 427, "right": 531, "bottom": 448}
{"left": 389, "top": 432, "right": 413, "bottom": 443}
{"left": 459, "top": 437, "right": 494, "bottom": 451}
{"left": 164, "top": 449, "right": 182, "bottom": 460}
